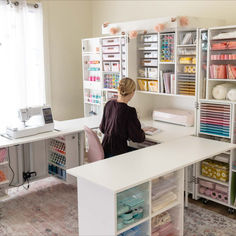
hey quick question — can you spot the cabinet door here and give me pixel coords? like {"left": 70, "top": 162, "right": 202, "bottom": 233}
{"left": 65, "top": 134, "right": 79, "bottom": 183}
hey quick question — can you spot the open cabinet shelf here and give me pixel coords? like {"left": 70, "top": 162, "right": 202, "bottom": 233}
{"left": 0, "top": 148, "right": 9, "bottom": 196}
{"left": 47, "top": 134, "right": 79, "bottom": 183}
{"left": 77, "top": 169, "right": 184, "bottom": 236}
{"left": 196, "top": 26, "right": 236, "bottom": 211}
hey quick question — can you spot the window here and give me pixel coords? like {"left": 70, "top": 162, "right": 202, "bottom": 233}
{"left": 0, "top": 0, "right": 45, "bottom": 132}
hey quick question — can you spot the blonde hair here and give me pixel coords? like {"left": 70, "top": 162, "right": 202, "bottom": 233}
{"left": 118, "top": 78, "right": 136, "bottom": 97}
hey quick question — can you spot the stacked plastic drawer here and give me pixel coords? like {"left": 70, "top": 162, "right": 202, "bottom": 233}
{"left": 200, "top": 103, "right": 231, "bottom": 137}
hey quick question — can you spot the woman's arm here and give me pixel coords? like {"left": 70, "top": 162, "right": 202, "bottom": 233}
{"left": 99, "top": 103, "right": 107, "bottom": 133}
{"left": 128, "top": 108, "right": 145, "bottom": 143}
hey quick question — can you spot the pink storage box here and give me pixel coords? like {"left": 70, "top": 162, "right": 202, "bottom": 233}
{"left": 210, "top": 65, "right": 227, "bottom": 79}
{"left": 215, "top": 184, "right": 228, "bottom": 194}
{"left": 228, "top": 41, "right": 236, "bottom": 49}
{"left": 199, "top": 179, "right": 215, "bottom": 189}
{"left": 211, "top": 42, "right": 227, "bottom": 50}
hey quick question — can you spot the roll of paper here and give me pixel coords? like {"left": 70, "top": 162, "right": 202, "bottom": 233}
{"left": 211, "top": 190, "right": 217, "bottom": 199}
{"left": 227, "top": 88, "right": 236, "bottom": 101}
{"left": 223, "top": 194, "right": 228, "bottom": 203}
{"left": 217, "top": 192, "right": 223, "bottom": 201}
{"left": 212, "top": 83, "right": 234, "bottom": 100}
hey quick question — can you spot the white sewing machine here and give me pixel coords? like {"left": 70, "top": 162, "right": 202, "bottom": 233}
{"left": 6, "top": 106, "right": 54, "bottom": 139}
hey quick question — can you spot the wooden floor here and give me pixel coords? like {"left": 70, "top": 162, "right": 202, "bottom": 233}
{"left": 189, "top": 196, "right": 236, "bottom": 220}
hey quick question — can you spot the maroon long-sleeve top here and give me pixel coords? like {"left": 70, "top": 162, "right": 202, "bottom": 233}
{"left": 99, "top": 99, "right": 145, "bottom": 158}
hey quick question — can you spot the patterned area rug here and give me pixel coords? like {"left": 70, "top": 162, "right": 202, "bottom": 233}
{"left": 0, "top": 177, "right": 235, "bottom": 236}
{"left": 184, "top": 202, "right": 236, "bottom": 236}
{"left": 0, "top": 178, "right": 78, "bottom": 236}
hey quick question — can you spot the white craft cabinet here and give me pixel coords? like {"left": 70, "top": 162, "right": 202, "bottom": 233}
{"left": 82, "top": 38, "right": 103, "bottom": 117}
{"left": 136, "top": 29, "right": 198, "bottom": 97}
{"left": 196, "top": 26, "right": 236, "bottom": 212}
{"left": 82, "top": 35, "right": 136, "bottom": 117}
{"left": 78, "top": 170, "right": 184, "bottom": 236}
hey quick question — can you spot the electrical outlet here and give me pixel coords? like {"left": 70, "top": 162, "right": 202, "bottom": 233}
{"left": 23, "top": 171, "right": 37, "bottom": 181}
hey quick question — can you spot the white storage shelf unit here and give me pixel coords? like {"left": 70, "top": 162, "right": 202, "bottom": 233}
{"left": 205, "top": 26, "right": 236, "bottom": 102}
{"left": 82, "top": 38, "right": 103, "bottom": 117}
{"left": 68, "top": 135, "right": 236, "bottom": 235}
{"left": 102, "top": 36, "right": 126, "bottom": 93}
{"left": 82, "top": 35, "right": 137, "bottom": 117}
{"left": 77, "top": 169, "right": 184, "bottom": 236}
{"left": 196, "top": 100, "right": 236, "bottom": 211}
{"left": 136, "top": 29, "right": 199, "bottom": 98}
{"left": 197, "top": 25, "right": 236, "bottom": 213}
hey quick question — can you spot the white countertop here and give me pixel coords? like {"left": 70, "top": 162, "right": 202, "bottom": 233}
{"left": 67, "top": 136, "right": 236, "bottom": 193}
{"left": 55, "top": 115, "right": 100, "bottom": 132}
{"left": 142, "top": 119, "right": 195, "bottom": 143}
{"left": 0, "top": 116, "right": 193, "bottom": 149}
{"left": 0, "top": 116, "right": 100, "bottom": 149}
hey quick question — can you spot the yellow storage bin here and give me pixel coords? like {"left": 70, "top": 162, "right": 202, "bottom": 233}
{"left": 179, "top": 57, "right": 192, "bottom": 64}
{"left": 201, "top": 159, "right": 229, "bottom": 182}
{"left": 138, "top": 79, "right": 148, "bottom": 91}
{"left": 148, "top": 80, "right": 158, "bottom": 92}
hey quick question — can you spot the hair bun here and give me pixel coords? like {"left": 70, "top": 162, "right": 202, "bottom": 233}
{"left": 118, "top": 77, "right": 136, "bottom": 97}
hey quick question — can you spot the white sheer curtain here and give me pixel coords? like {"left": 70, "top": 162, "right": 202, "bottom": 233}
{"left": 0, "top": 0, "right": 45, "bottom": 131}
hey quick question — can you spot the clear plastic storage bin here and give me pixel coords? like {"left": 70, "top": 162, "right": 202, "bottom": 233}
{"left": 117, "top": 182, "right": 149, "bottom": 231}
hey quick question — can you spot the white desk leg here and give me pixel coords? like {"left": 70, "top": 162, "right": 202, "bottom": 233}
{"left": 16, "top": 145, "right": 24, "bottom": 185}
{"left": 79, "top": 131, "right": 85, "bottom": 166}
{"left": 184, "top": 167, "right": 188, "bottom": 208}
{"left": 29, "top": 143, "right": 34, "bottom": 172}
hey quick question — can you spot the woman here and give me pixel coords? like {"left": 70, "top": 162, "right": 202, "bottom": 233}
{"left": 100, "top": 77, "right": 145, "bottom": 158}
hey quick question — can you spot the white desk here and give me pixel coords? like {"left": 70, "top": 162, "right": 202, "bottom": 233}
{"left": 0, "top": 116, "right": 100, "bottom": 187}
{"left": 141, "top": 119, "right": 194, "bottom": 143}
{"left": 0, "top": 116, "right": 100, "bottom": 149}
{"left": 68, "top": 136, "right": 236, "bottom": 236}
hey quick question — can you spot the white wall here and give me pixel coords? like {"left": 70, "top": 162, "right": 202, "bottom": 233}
{"left": 43, "top": 1, "right": 92, "bottom": 120}
{"left": 91, "top": 0, "right": 236, "bottom": 37}
{"left": 43, "top": 0, "right": 236, "bottom": 120}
